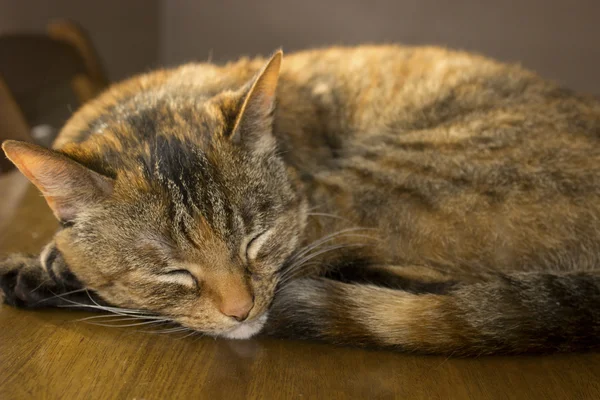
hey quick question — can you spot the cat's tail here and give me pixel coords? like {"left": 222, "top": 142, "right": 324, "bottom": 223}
{"left": 265, "top": 271, "right": 600, "bottom": 355}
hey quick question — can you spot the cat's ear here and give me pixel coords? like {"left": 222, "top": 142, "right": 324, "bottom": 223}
{"left": 2, "top": 140, "right": 113, "bottom": 222}
{"left": 230, "top": 50, "right": 282, "bottom": 153}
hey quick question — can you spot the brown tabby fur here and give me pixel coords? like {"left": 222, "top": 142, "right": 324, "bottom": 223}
{"left": 2, "top": 45, "right": 600, "bottom": 355}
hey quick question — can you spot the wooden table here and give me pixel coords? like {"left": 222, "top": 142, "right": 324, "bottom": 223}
{"left": 1, "top": 174, "right": 600, "bottom": 399}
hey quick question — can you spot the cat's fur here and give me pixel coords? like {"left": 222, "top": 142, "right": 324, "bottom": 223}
{"left": 2, "top": 45, "right": 600, "bottom": 355}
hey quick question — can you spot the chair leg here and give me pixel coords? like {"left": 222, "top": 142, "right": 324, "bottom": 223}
{"left": 47, "top": 20, "right": 109, "bottom": 102}
{"left": 0, "top": 76, "right": 31, "bottom": 174}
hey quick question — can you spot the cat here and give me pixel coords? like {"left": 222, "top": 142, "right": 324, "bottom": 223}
{"left": 2, "top": 45, "right": 600, "bottom": 355}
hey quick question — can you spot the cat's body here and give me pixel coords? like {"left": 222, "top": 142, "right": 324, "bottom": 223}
{"left": 2, "top": 45, "right": 600, "bottom": 354}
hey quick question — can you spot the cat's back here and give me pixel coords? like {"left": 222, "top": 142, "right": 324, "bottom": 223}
{"left": 272, "top": 46, "right": 600, "bottom": 274}
{"left": 280, "top": 48, "right": 600, "bottom": 352}
{"left": 275, "top": 45, "right": 590, "bottom": 138}
{"left": 55, "top": 45, "right": 538, "bottom": 147}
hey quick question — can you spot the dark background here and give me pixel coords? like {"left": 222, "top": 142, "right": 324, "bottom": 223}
{"left": 1, "top": 0, "right": 599, "bottom": 95}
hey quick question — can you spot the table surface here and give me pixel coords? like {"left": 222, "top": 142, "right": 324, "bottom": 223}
{"left": 1, "top": 173, "right": 600, "bottom": 400}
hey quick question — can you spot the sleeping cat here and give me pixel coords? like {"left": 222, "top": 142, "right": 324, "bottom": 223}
{"left": 2, "top": 45, "right": 600, "bottom": 355}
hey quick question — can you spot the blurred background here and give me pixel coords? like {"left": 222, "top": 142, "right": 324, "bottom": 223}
{"left": 0, "top": 0, "right": 599, "bottom": 162}
{"left": 2, "top": 0, "right": 599, "bottom": 88}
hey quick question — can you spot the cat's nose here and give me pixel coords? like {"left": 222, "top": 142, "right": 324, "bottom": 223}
{"left": 206, "top": 269, "right": 255, "bottom": 322}
{"left": 219, "top": 295, "right": 254, "bottom": 322}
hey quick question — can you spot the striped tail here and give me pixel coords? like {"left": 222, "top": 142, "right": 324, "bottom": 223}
{"left": 265, "top": 271, "right": 600, "bottom": 355}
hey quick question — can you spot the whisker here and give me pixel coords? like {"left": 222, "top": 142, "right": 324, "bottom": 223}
{"left": 289, "top": 233, "right": 381, "bottom": 265}
{"left": 285, "top": 227, "right": 378, "bottom": 270}
{"left": 191, "top": 332, "right": 208, "bottom": 343}
{"left": 275, "top": 262, "right": 322, "bottom": 290}
{"left": 57, "top": 299, "right": 156, "bottom": 317}
{"left": 278, "top": 242, "right": 373, "bottom": 288}
{"left": 76, "top": 314, "right": 168, "bottom": 322}
{"left": 307, "top": 212, "right": 352, "bottom": 222}
{"left": 33, "top": 288, "right": 89, "bottom": 305}
{"left": 281, "top": 235, "right": 376, "bottom": 280}
{"left": 143, "top": 326, "right": 192, "bottom": 334}
{"left": 29, "top": 278, "right": 53, "bottom": 294}
{"left": 294, "top": 243, "right": 369, "bottom": 267}
{"left": 305, "top": 204, "right": 325, "bottom": 213}
{"left": 83, "top": 290, "right": 160, "bottom": 317}
{"left": 84, "top": 319, "right": 170, "bottom": 328}
{"left": 174, "top": 330, "right": 202, "bottom": 340}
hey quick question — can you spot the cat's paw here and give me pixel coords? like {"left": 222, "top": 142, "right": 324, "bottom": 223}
{"left": 0, "top": 254, "right": 53, "bottom": 308}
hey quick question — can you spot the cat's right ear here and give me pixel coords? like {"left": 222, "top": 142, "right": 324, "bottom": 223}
{"left": 2, "top": 140, "right": 113, "bottom": 222}
{"left": 229, "top": 50, "right": 282, "bottom": 154}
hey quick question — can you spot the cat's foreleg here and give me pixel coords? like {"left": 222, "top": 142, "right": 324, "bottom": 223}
{"left": 0, "top": 242, "right": 101, "bottom": 309}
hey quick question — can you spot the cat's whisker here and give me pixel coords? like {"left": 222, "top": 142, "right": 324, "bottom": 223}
{"left": 275, "top": 262, "right": 322, "bottom": 291}
{"left": 284, "top": 227, "right": 378, "bottom": 270}
{"left": 82, "top": 289, "right": 160, "bottom": 317}
{"left": 278, "top": 260, "right": 323, "bottom": 282}
{"left": 277, "top": 266, "right": 323, "bottom": 289}
{"left": 33, "top": 287, "right": 89, "bottom": 305}
{"left": 29, "top": 278, "right": 53, "bottom": 294}
{"left": 281, "top": 237, "right": 375, "bottom": 280}
{"left": 295, "top": 242, "right": 370, "bottom": 266}
{"left": 277, "top": 243, "right": 373, "bottom": 289}
{"left": 144, "top": 326, "right": 193, "bottom": 334}
{"left": 191, "top": 332, "right": 208, "bottom": 343}
{"left": 76, "top": 314, "right": 168, "bottom": 322}
{"left": 296, "top": 227, "right": 379, "bottom": 257}
{"left": 58, "top": 303, "right": 136, "bottom": 316}
{"left": 57, "top": 296, "right": 156, "bottom": 318}
{"left": 305, "top": 205, "right": 324, "bottom": 213}
{"left": 307, "top": 212, "right": 352, "bottom": 222}
{"left": 174, "top": 329, "right": 202, "bottom": 340}
{"left": 84, "top": 319, "right": 170, "bottom": 328}
{"left": 274, "top": 149, "right": 291, "bottom": 157}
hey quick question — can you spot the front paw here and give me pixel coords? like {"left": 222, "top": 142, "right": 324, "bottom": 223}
{"left": 0, "top": 254, "right": 54, "bottom": 308}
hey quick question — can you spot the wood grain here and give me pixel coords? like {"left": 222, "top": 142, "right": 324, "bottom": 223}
{"left": 1, "top": 181, "right": 600, "bottom": 399}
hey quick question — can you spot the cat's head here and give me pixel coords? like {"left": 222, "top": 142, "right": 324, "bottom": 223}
{"left": 3, "top": 51, "right": 307, "bottom": 338}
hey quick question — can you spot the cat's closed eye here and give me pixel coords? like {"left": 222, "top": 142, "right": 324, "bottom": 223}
{"left": 162, "top": 269, "right": 198, "bottom": 288}
{"left": 245, "top": 229, "right": 273, "bottom": 261}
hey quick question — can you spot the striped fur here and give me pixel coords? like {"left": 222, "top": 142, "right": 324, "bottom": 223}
{"left": 2, "top": 45, "right": 600, "bottom": 353}
{"left": 266, "top": 272, "right": 600, "bottom": 355}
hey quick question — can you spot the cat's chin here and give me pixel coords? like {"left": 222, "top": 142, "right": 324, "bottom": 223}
{"left": 221, "top": 313, "right": 268, "bottom": 340}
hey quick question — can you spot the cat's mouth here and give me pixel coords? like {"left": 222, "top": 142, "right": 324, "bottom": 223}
{"left": 220, "top": 313, "right": 269, "bottom": 340}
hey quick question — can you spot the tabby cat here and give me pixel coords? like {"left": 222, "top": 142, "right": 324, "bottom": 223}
{"left": 2, "top": 45, "right": 600, "bottom": 355}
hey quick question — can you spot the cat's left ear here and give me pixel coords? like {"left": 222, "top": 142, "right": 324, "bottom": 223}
{"left": 230, "top": 50, "right": 282, "bottom": 153}
{"left": 2, "top": 140, "right": 114, "bottom": 222}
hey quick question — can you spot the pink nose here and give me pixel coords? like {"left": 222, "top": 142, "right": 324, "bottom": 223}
{"left": 219, "top": 296, "right": 254, "bottom": 322}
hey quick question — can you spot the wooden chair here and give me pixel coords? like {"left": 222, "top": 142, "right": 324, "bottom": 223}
{"left": 0, "top": 20, "right": 109, "bottom": 174}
